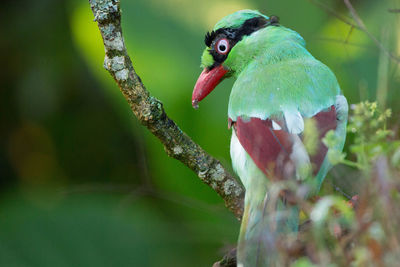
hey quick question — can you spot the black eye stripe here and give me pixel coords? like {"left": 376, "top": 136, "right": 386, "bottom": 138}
{"left": 204, "top": 16, "right": 279, "bottom": 48}
{"left": 204, "top": 16, "right": 279, "bottom": 70}
{"left": 204, "top": 15, "right": 279, "bottom": 70}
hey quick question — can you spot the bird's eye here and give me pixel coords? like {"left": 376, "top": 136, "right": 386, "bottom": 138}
{"left": 215, "top": 38, "right": 230, "bottom": 55}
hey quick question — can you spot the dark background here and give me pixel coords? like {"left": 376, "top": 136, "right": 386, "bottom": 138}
{"left": 0, "top": 0, "right": 399, "bottom": 266}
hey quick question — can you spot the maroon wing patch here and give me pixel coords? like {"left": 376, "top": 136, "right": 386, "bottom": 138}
{"left": 232, "top": 106, "right": 337, "bottom": 180}
{"left": 309, "top": 106, "right": 337, "bottom": 174}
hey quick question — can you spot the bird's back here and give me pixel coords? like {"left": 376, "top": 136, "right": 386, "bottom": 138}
{"left": 228, "top": 26, "right": 340, "bottom": 122}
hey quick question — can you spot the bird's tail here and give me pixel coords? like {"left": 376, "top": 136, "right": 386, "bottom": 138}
{"left": 237, "top": 189, "right": 299, "bottom": 267}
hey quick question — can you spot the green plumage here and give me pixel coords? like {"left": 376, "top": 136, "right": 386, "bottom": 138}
{"left": 197, "top": 10, "right": 348, "bottom": 267}
{"left": 226, "top": 25, "right": 340, "bottom": 121}
{"left": 213, "top": 10, "right": 269, "bottom": 30}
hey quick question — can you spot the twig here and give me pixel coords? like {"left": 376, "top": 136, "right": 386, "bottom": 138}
{"left": 307, "top": 0, "right": 360, "bottom": 29}
{"left": 313, "top": 37, "right": 374, "bottom": 50}
{"left": 87, "top": 0, "right": 244, "bottom": 219}
{"left": 343, "top": 0, "right": 400, "bottom": 64}
{"left": 308, "top": 0, "right": 400, "bottom": 64}
{"left": 213, "top": 248, "right": 237, "bottom": 267}
{"left": 388, "top": 9, "right": 400, "bottom": 13}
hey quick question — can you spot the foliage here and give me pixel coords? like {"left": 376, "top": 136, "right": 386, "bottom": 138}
{"left": 284, "top": 102, "right": 400, "bottom": 266}
{"left": 216, "top": 103, "right": 400, "bottom": 267}
{"left": 325, "top": 101, "right": 400, "bottom": 170}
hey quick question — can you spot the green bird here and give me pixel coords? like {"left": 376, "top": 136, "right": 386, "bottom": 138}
{"left": 192, "top": 10, "right": 348, "bottom": 266}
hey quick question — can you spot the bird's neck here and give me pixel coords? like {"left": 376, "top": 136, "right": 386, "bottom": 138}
{"left": 226, "top": 26, "right": 313, "bottom": 76}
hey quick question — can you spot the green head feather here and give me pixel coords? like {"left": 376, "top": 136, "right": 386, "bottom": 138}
{"left": 200, "top": 49, "right": 214, "bottom": 69}
{"left": 200, "top": 10, "right": 270, "bottom": 69}
{"left": 213, "top": 10, "right": 269, "bottom": 30}
{"left": 199, "top": 9, "right": 302, "bottom": 73}
{"left": 198, "top": 10, "right": 340, "bottom": 123}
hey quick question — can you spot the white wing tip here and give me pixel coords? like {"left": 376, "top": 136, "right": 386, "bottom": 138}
{"left": 272, "top": 120, "right": 282, "bottom": 130}
{"left": 284, "top": 110, "right": 304, "bottom": 134}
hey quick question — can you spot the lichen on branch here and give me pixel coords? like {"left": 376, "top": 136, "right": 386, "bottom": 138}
{"left": 88, "top": 0, "right": 245, "bottom": 219}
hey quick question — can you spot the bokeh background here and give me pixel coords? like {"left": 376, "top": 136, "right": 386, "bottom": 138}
{"left": 1, "top": 0, "right": 399, "bottom": 266}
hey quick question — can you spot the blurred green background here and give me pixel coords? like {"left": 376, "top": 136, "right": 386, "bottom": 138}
{"left": 0, "top": 0, "right": 399, "bottom": 266}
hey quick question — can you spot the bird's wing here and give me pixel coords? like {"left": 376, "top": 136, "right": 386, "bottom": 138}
{"left": 232, "top": 104, "right": 338, "bottom": 181}
{"left": 229, "top": 57, "right": 347, "bottom": 182}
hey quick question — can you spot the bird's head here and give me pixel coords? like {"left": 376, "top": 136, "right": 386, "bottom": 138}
{"left": 192, "top": 10, "right": 280, "bottom": 108}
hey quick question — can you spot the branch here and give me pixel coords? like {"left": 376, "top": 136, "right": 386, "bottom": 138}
{"left": 87, "top": 0, "right": 244, "bottom": 219}
{"left": 307, "top": 0, "right": 360, "bottom": 30}
{"left": 343, "top": 0, "right": 400, "bottom": 64}
{"left": 213, "top": 248, "right": 237, "bottom": 267}
{"left": 388, "top": 8, "right": 400, "bottom": 13}
{"left": 308, "top": 0, "right": 400, "bottom": 64}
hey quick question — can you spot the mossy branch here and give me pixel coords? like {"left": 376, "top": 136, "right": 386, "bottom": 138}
{"left": 88, "top": 0, "right": 244, "bottom": 219}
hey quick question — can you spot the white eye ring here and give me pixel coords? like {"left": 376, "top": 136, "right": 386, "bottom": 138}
{"left": 215, "top": 38, "right": 230, "bottom": 55}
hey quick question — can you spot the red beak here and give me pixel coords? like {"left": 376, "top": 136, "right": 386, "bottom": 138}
{"left": 192, "top": 65, "right": 228, "bottom": 109}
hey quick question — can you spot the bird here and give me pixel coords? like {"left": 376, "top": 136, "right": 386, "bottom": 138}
{"left": 192, "top": 10, "right": 348, "bottom": 266}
